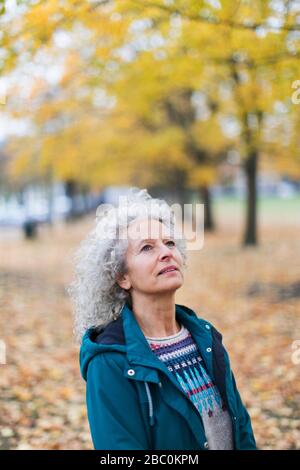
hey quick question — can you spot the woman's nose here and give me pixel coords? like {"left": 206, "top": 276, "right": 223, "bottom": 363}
{"left": 158, "top": 243, "right": 173, "bottom": 259}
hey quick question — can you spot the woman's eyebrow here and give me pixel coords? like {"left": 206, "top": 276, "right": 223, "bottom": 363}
{"left": 137, "top": 237, "right": 173, "bottom": 247}
{"left": 136, "top": 239, "right": 154, "bottom": 249}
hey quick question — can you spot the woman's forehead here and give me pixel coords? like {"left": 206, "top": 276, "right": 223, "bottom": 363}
{"left": 126, "top": 218, "right": 173, "bottom": 242}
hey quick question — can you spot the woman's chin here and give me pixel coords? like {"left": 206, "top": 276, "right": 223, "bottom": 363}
{"left": 156, "top": 280, "right": 183, "bottom": 292}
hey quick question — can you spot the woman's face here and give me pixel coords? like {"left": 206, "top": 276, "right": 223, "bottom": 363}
{"left": 117, "top": 218, "right": 185, "bottom": 296}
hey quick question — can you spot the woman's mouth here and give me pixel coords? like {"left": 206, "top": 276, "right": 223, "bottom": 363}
{"left": 158, "top": 266, "right": 179, "bottom": 275}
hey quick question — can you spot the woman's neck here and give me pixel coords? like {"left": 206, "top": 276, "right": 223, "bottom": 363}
{"left": 131, "top": 295, "right": 181, "bottom": 338}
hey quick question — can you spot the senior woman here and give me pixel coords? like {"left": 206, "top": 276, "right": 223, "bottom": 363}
{"left": 69, "top": 188, "right": 256, "bottom": 451}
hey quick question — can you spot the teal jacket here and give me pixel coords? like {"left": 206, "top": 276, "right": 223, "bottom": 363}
{"left": 80, "top": 302, "right": 256, "bottom": 450}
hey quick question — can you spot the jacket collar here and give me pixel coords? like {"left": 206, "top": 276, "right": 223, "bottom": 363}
{"left": 120, "top": 302, "right": 214, "bottom": 380}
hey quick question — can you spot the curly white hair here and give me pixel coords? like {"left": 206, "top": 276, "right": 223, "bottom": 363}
{"left": 67, "top": 187, "right": 187, "bottom": 343}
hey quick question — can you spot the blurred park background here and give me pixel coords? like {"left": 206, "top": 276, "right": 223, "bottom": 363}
{"left": 0, "top": 0, "right": 300, "bottom": 450}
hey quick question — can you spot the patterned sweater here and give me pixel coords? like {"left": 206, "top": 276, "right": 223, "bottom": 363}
{"left": 145, "top": 323, "right": 234, "bottom": 450}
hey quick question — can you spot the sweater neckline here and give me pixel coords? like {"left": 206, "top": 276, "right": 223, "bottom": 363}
{"left": 145, "top": 323, "right": 185, "bottom": 341}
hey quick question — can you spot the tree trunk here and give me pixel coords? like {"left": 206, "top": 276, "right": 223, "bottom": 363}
{"left": 65, "top": 179, "right": 78, "bottom": 219}
{"left": 46, "top": 181, "right": 54, "bottom": 225}
{"left": 243, "top": 151, "right": 258, "bottom": 246}
{"left": 200, "top": 185, "right": 215, "bottom": 232}
{"left": 176, "top": 186, "right": 187, "bottom": 208}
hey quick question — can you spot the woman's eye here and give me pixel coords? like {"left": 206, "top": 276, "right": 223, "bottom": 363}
{"left": 141, "top": 244, "right": 152, "bottom": 252}
{"left": 141, "top": 241, "right": 175, "bottom": 252}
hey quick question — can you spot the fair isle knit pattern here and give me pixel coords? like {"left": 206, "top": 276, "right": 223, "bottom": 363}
{"left": 145, "top": 323, "right": 234, "bottom": 450}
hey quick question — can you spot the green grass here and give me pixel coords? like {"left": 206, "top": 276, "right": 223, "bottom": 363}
{"left": 212, "top": 195, "right": 300, "bottom": 225}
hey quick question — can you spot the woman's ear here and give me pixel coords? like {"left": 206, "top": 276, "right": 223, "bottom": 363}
{"left": 116, "top": 272, "right": 131, "bottom": 291}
